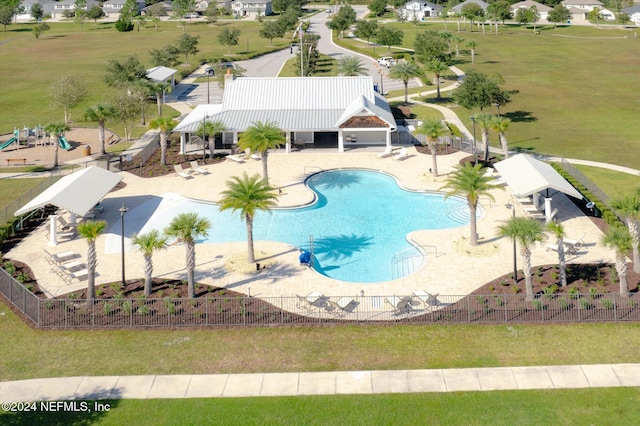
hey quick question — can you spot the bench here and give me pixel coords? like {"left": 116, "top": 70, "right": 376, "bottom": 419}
{"left": 6, "top": 158, "right": 27, "bottom": 166}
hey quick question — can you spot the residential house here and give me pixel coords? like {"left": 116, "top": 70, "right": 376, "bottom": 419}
{"left": 622, "top": 4, "right": 640, "bottom": 25}
{"left": 102, "top": 0, "right": 145, "bottom": 18}
{"left": 141, "top": 1, "right": 174, "bottom": 16}
{"left": 195, "top": 0, "right": 232, "bottom": 14}
{"left": 230, "top": 0, "right": 272, "bottom": 17}
{"left": 510, "top": 0, "right": 551, "bottom": 21}
{"left": 561, "top": 0, "right": 615, "bottom": 21}
{"left": 448, "top": 0, "right": 489, "bottom": 15}
{"left": 16, "top": 0, "right": 101, "bottom": 20}
{"left": 398, "top": 1, "right": 443, "bottom": 21}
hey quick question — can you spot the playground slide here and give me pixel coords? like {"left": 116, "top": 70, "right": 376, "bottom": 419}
{"left": 0, "top": 137, "right": 17, "bottom": 150}
{"left": 58, "top": 136, "right": 71, "bottom": 150}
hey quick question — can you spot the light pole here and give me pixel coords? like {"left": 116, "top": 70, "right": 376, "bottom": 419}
{"left": 206, "top": 67, "right": 215, "bottom": 104}
{"left": 119, "top": 203, "right": 128, "bottom": 285}
{"left": 470, "top": 115, "right": 477, "bottom": 165}
{"left": 505, "top": 201, "right": 517, "bottom": 284}
{"left": 202, "top": 112, "right": 208, "bottom": 162}
{"left": 378, "top": 67, "right": 384, "bottom": 95}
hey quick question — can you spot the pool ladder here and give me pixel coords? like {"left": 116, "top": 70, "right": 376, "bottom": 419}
{"left": 391, "top": 248, "right": 424, "bottom": 280}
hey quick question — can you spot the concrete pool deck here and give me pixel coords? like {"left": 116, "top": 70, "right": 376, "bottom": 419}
{"left": 7, "top": 147, "right": 615, "bottom": 300}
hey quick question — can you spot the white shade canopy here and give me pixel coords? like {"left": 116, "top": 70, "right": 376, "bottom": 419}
{"left": 15, "top": 166, "right": 123, "bottom": 217}
{"left": 493, "top": 154, "right": 583, "bottom": 199}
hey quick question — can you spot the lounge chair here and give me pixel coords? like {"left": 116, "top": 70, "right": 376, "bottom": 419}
{"left": 328, "top": 297, "right": 354, "bottom": 317}
{"left": 412, "top": 290, "right": 440, "bottom": 311}
{"left": 174, "top": 164, "right": 192, "bottom": 179}
{"left": 251, "top": 152, "right": 262, "bottom": 160}
{"left": 376, "top": 146, "right": 393, "bottom": 158}
{"left": 64, "top": 268, "right": 89, "bottom": 284}
{"left": 296, "top": 291, "right": 324, "bottom": 312}
{"left": 392, "top": 147, "right": 408, "bottom": 161}
{"left": 226, "top": 154, "right": 245, "bottom": 163}
{"left": 44, "top": 249, "right": 76, "bottom": 265}
{"left": 488, "top": 178, "right": 506, "bottom": 186}
{"left": 482, "top": 168, "right": 495, "bottom": 178}
{"left": 189, "top": 161, "right": 208, "bottom": 175}
{"left": 385, "top": 296, "right": 413, "bottom": 315}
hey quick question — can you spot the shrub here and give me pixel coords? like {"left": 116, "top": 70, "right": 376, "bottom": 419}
{"left": 16, "top": 271, "right": 29, "bottom": 283}
{"left": 568, "top": 287, "right": 579, "bottom": 299}
{"left": 115, "top": 18, "right": 134, "bottom": 32}
{"left": 3, "top": 261, "right": 16, "bottom": 275}
{"left": 600, "top": 298, "right": 615, "bottom": 310}
{"left": 589, "top": 287, "right": 598, "bottom": 299}
{"left": 579, "top": 298, "right": 592, "bottom": 310}
{"left": 531, "top": 299, "right": 544, "bottom": 311}
{"left": 557, "top": 297, "right": 570, "bottom": 311}
{"left": 543, "top": 284, "right": 559, "bottom": 296}
{"left": 103, "top": 302, "right": 113, "bottom": 315}
{"left": 137, "top": 305, "right": 151, "bottom": 316}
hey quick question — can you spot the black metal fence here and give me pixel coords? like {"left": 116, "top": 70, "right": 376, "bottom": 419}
{"left": 2, "top": 268, "right": 639, "bottom": 329}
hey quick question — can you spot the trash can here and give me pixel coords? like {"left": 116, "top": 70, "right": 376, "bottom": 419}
{"left": 81, "top": 145, "right": 91, "bottom": 156}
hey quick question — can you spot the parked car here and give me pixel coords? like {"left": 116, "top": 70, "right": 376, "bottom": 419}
{"left": 377, "top": 57, "right": 396, "bottom": 68}
{"left": 183, "top": 12, "right": 199, "bottom": 18}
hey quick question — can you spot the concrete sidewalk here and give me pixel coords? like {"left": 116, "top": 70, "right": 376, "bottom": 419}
{"left": 2, "top": 364, "right": 639, "bottom": 402}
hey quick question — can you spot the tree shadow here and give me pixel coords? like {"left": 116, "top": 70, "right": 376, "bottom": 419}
{"left": 503, "top": 110, "right": 537, "bottom": 122}
{"left": 307, "top": 169, "right": 361, "bottom": 191}
{"left": 312, "top": 233, "right": 374, "bottom": 262}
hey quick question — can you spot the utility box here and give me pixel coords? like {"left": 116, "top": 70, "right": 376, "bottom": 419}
{"left": 81, "top": 145, "right": 91, "bottom": 156}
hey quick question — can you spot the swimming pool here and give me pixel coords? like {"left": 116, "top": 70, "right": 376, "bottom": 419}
{"left": 135, "top": 169, "right": 476, "bottom": 283}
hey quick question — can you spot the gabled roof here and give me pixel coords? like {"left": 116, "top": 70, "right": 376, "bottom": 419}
{"left": 146, "top": 66, "right": 178, "bottom": 82}
{"left": 622, "top": 4, "right": 640, "bottom": 13}
{"left": 511, "top": 1, "right": 551, "bottom": 12}
{"left": 15, "top": 167, "right": 123, "bottom": 217}
{"left": 173, "top": 104, "right": 224, "bottom": 132}
{"left": 450, "top": 0, "right": 489, "bottom": 12}
{"left": 493, "top": 154, "right": 583, "bottom": 199}
{"left": 561, "top": 0, "right": 603, "bottom": 5}
{"left": 336, "top": 94, "right": 396, "bottom": 129}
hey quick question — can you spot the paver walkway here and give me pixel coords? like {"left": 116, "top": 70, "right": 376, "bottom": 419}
{"left": 2, "top": 364, "right": 639, "bottom": 402}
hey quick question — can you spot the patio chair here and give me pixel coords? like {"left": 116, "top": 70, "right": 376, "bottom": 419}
{"left": 296, "top": 291, "right": 324, "bottom": 312}
{"left": 189, "top": 161, "right": 209, "bottom": 175}
{"left": 226, "top": 154, "right": 245, "bottom": 163}
{"left": 385, "top": 296, "right": 413, "bottom": 315}
{"left": 328, "top": 297, "right": 354, "bottom": 317}
{"left": 392, "top": 147, "right": 408, "bottom": 161}
{"left": 64, "top": 268, "right": 89, "bottom": 285}
{"left": 412, "top": 290, "right": 440, "bottom": 311}
{"left": 251, "top": 152, "right": 262, "bottom": 160}
{"left": 376, "top": 146, "right": 393, "bottom": 158}
{"left": 174, "top": 164, "right": 192, "bottom": 179}
{"left": 44, "top": 249, "right": 76, "bottom": 265}
{"left": 482, "top": 168, "right": 495, "bottom": 178}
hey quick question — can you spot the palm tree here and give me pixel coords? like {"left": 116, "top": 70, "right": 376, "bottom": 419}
{"left": 491, "top": 116, "right": 512, "bottom": 159}
{"left": 467, "top": 41, "right": 477, "bottom": 65}
{"left": 425, "top": 59, "right": 449, "bottom": 100}
{"left": 44, "top": 121, "right": 70, "bottom": 168}
{"left": 149, "top": 81, "right": 172, "bottom": 116}
{"left": 84, "top": 104, "right": 116, "bottom": 155}
{"left": 131, "top": 230, "right": 169, "bottom": 297}
{"left": 441, "top": 163, "right": 497, "bottom": 246}
{"left": 76, "top": 220, "right": 107, "bottom": 304}
{"left": 337, "top": 56, "right": 367, "bottom": 76}
{"left": 219, "top": 172, "right": 279, "bottom": 264}
{"left": 149, "top": 116, "right": 177, "bottom": 165}
{"left": 609, "top": 193, "right": 640, "bottom": 273}
{"left": 197, "top": 120, "right": 226, "bottom": 161}
{"left": 546, "top": 221, "right": 568, "bottom": 287}
{"left": 601, "top": 225, "right": 633, "bottom": 296}
{"left": 414, "top": 119, "right": 450, "bottom": 177}
{"left": 453, "top": 36, "right": 464, "bottom": 56}
{"left": 164, "top": 213, "right": 211, "bottom": 299}
{"left": 474, "top": 112, "right": 493, "bottom": 163}
{"left": 388, "top": 61, "right": 423, "bottom": 104}
{"left": 497, "top": 217, "right": 544, "bottom": 301}
{"left": 238, "top": 121, "right": 285, "bottom": 185}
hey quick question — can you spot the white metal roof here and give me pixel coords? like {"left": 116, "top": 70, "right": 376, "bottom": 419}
{"left": 15, "top": 166, "right": 123, "bottom": 216}
{"left": 493, "top": 154, "right": 583, "bottom": 199}
{"left": 173, "top": 104, "right": 224, "bottom": 132}
{"left": 146, "top": 66, "right": 178, "bottom": 83}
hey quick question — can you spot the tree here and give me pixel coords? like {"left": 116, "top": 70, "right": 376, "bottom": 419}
{"left": 197, "top": 119, "right": 226, "bottom": 159}
{"left": 337, "top": 56, "right": 367, "bottom": 76}
{"left": 441, "top": 163, "right": 497, "bottom": 246}
{"left": 461, "top": 3, "right": 484, "bottom": 29}
{"left": 353, "top": 19, "right": 378, "bottom": 46}
{"left": 218, "top": 27, "right": 240, "bottom": 54}
{"left": 173, "top": 0, "right": 196, "bottom": 18}
{"left": 104, "top": 56, "right": 146, "bottom": 88}
{"left": 610, "top": 193, "right": 640, "bottom": 273}
{"left": 546, "top": 221, "right": 568, "bottom": 287}
{"left": 164, "top": 213, "right": 210, "bottom": 299}
{"left": 491, "top": 116, "right": 511, "bottom": 158}
{"left": 76, "top": 220, "right": 107, "bottom": 304}
{"left": 30, "top": 2, "right": 43, "bottom": 20}
{"left": 238, "top": 121, "right": 285, "bottom": 185}
{"left": 587, "top": 7, "right": 601, "bottom": 26}
{"left": 547, "top": 4, "right": 571, "bottom": 27}
{"left": 149, "top": 45, "right": 180, "bottom": 68}
{"left": 453, "top": 35, "right": 464, "bottom": 56}
{"left": 146, "top": 3, "right": 167, "bottom": 18}
{"left": 425, "top": 59, "right": 449, "bottom": 99}
{"left": 149, "top": 116, "right": 177, "bottom": 165}
{"left": 414, "top": 30, "right": 451, "bottom": 63}
{"left": 131, "top": 230, "right": 168, "bottom": 297}
{"left": 0, "top": 4, "right": 16, "bottom": 31}
{"left": 176, "top": 33, "right": 199, "bottom": 64}
{"left": 128, "top": 81, "right": 151, "bottom": 125}
{"left": 49, "top": 76, "right": 88, "bottom": 124}
{"left": 601, "top": 225, "right": 633, "bottom": 296}
{"left": 87, "top": 5, "right": 105, "bottom": 22}
{"left": 133, "top": 15, "right": 146, "bottom": 32}
{"left": 414, "top": 119, "right": 450, "bottom": 177}
{"left": 467, "top": 40, "right": 477, "bottom": 64}
{"left": 618, "top": 12, "right": 631, "bottom": 27}
{"left": 497, "top": 217, "right": 545, "bottom": 301}
{"left": 147, "top": 81, "right": 172, "bottom": 116}
{"left": 294, "top": 33, "right": 320, "bottom": 76}
{"left": 474, "top": 112, "right": 493, "bottom": 163}
{"left": 219, "top": 173, "right": 278, "bottom": 264}
{"left": 454, "top": 70, "right": 510, "bottom": 111}
{"left": 487, "top": 0, "right": 511, "bottom": 24}
{"left": 74, "top": 0, "right": 87, "bottom": 31}
{"left": 375, "top": 26, "right": 403, "bottom": 53}
{"left": 44, "top": 121, "right": 69, "bottom": 168}
{"left": 111, "top": 91, "right": 139, "bottom": 141}
{"left": 205, "top": 2, "right": 218, "bottom": 22}
{"left": 388, "top": 61, "right": 422, "bottom": 104}
{"left": 150, "top": 16, "right": 161, "bottom": 32}
{"left": 32, "top": 22, "right": 50, "bottom": 39}
{"left": 84, "top": 104, "right": 116, "bottom": 155}
{"left": 369, "top": 0, "right": 387, "bottom": 16}
{"left": 326, "top": 5, "right": 357, "bottom": 38}
{"left": 259, "top": 20, "right": 285, "bottom": 46}
{"left": 515, "top": 8, "right": 532, "bottom": 26}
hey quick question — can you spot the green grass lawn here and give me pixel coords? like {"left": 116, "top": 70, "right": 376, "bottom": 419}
{"left": 0, "top": 177, "right": 51, "bottom": 213}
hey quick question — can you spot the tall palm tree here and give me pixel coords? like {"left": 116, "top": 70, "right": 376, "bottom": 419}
{"left": 84, "top": 104, "right": 116, "bottom": 155}
{"left": 425, "top": 59, "right": 449, "bottom": 100}
{"left": 164, "top": 213, "right": 211, "bottom": 299}
{"left": 149, "top": 116, "right": 177, "bottom": 165}
{"left": 609, "top": 193, "right": 640, "bottom": 273}
{"left": 197, "top": 120, "right": 226, "bottom": 161}
{"left": 453, "top": 36, "right": 464, "bottom": 56}
{"left": 497, "top": 217, "right": 544, "bottom": 301}
{"left": 414, "top": 119, "right": 450, "bottom": 177}
{"left": 388, "top": 61, "right": 423, "bottom": 104}
{"left": 474, "top": 112, "right": 493, "bottom": 163}
{"left": 44, "top": 121, "right": 70, "bottom": 168}
{"left": 601, "top": 225, "right": 633, "bottom": 296}
{"left": 441, "top": 163, "right": 498, "bottom": 246}
{"left": 149, "top": 81, "right": 172, "bottom": 116}
{"left": 238, "top": 121, "right": 285, "bottom": 185}
{"left": 131, "top": 230, "right": 169, "bottom": 297}
{"left": 76, "top": 220, "right": 107, "bottom": 304}
{"left": 219, "top": 172, "right": 279, "bottom": 264}
{"left": 467, "top": 41, "right": 477, "bottom": 64}
{"left": 491, "top": 116, "right": 512, "bottom": 159}
{"left": 546, "top": 220, "right": 567, "bottom": 287}
{"left": 337, "top": 56, "right": 367, "bottom": 76}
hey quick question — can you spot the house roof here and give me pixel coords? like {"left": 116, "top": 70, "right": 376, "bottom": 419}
{"left": 561, "top": 0, "right": 603, "bottom": 5}
{"left": 146, "top": 66, "right": 178, "bottom": 82}
{"left": 510, "top": 1, "right": 551, "bottom": 12}
{"left": 404, "top": 0, "right": 442, "bottom": 9}
{"left": 450, "top": 0, "right": 489, "bottom": 12}
{"left": 622, "top": 4, "right": 640, "bottom": 13}
{"left": 15, "top": 167, "right": 123, "bottom": 217}
{"left": 173, "top": 104, "right": 224, "bottom": 132}
{"left": 493, "top": 154, "right": 583, "bottom": 199}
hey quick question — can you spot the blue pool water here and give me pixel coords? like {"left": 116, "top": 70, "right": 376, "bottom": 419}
{"left": 138, "top": 169, "right": 474, "bottom": 283}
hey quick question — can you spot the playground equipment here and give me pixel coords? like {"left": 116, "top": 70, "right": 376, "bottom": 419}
{"left": 59, "top": 136, "right": 71, "bottom": 150}
{"left": 0, "top": 137, "right": 17, "bottom": 150}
